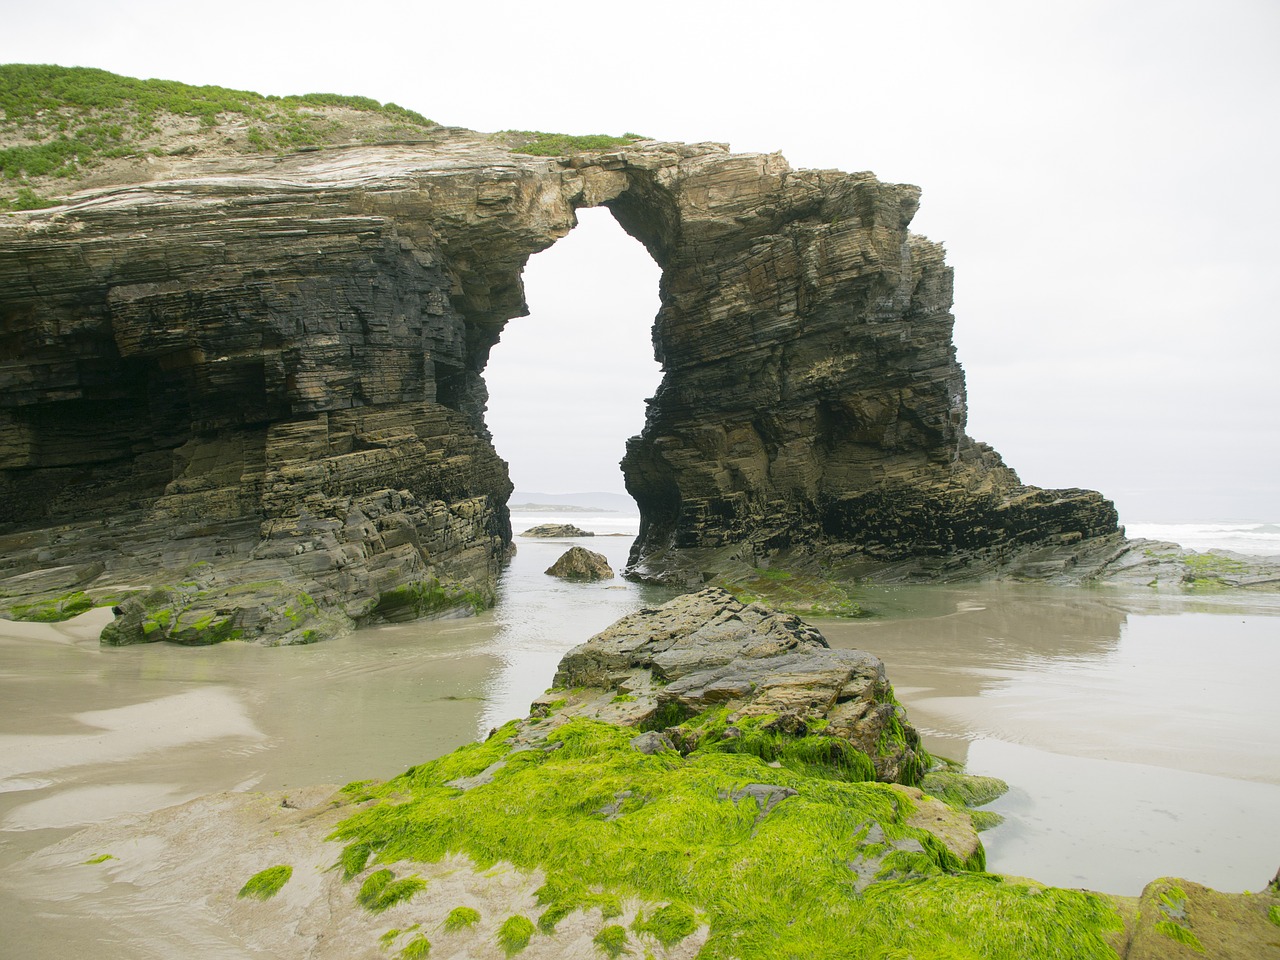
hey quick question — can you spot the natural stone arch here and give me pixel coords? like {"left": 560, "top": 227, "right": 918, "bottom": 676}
{"left": 507, "top": 145, "right": 1119, "bottom": 584}
{"left": 0, "top": 133, "right": 1120, "bottom": 643}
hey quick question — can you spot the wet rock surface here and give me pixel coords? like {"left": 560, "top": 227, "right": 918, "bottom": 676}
{"left": 1094, "top": 540, "right": 1280, "bottom": 591}
{"left": 547, "top": 587, "right": 928, "bottom": 783}
{"left": 544, "top": 546, "right": 614, "bottom": 581}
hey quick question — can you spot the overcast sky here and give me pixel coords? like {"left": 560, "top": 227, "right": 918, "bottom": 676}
{"left": 5, "top": 0, "right": 1277, "bottom": 521}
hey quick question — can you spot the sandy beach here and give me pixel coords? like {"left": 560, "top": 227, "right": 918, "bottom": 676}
{"left": 2, "top": 539, "right": 1278, "bottom": 956}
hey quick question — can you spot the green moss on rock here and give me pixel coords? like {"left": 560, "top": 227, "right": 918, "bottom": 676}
{"left": 9, "top": 590, "right": 94, "bottom": 622}
{"left": 237, "top": 864, "right": 292, "bottom": 901}
{"left": 443, "top": 906, "right": 481, "bottom": 932}
{"left": 356, "top": 868, "right": 426, "bottom": 913}
{"left": 339, "top": 841, "right": 373, "bottom": 880}
{"left": 399, "top": 932, "right": 432, "bottom": 959}
{"left": 369, "top": 578, "right": 492, "bottom": 623}
{"left": 329, "top": 716, "right": 1123, "bottom": 959}
{"left": 593, "top": 923, "right": 630, "bottom": 957}
{"left": 921, "top": 769, "right": 1010, "bottom": 808}
{"left": 1155, "top": 919, "right": 1205, "bottom": 951}
{"left": 633, "top": 903, "right": 698, "bottom": 947}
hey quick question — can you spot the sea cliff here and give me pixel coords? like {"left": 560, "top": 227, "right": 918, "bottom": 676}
{"left": 0, "top": 69, "right": 1141, "bottom": 643}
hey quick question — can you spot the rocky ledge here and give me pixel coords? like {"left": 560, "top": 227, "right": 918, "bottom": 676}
{"left": 544, "top": 587, "right": 928, "bottom": 782}
{"left": 522, "top": 524, "right": 594, "bottom": 538}
{"left": 10, "top": 590, "right": 1276, "bottom": 958}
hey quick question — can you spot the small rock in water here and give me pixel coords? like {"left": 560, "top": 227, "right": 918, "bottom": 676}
{"left": 545, "top": 546, "right": 614, "bottom": 581}
{"left": 521, "top": 523, "right": 594, "bottom": 537}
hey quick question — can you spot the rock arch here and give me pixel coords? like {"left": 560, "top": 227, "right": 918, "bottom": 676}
{"left": 0, "top": 133, "right": 1119, "bottom": 642}
{"left": 535, "top": 144, "right": 1116, "bottom": 583}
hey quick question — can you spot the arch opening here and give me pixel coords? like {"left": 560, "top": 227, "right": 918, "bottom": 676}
{"left": 483, "top": 206, "right": 662, "bottom": 516}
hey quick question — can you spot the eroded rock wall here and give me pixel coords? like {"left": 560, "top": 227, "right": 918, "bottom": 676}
{"left": 594, "top": 148, "right": 1119, "bottom": 581}
{"left": 0, "top": 144, "right": 566, "bottom": 642}
{"left": 0, "top": 132, "right": 1120, "bottom": 642}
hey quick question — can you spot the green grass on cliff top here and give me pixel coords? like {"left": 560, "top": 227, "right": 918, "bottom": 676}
{"left": 0, "top": 65, "right": 647, "bottom": 211}
{"left": 0, "top": 64, "right": 435, "bottom": 210}
{"left": 330, "top": 716, "right": 1125, "bottom": 959}
{"left": 501, "top": 129, "right": 646, "bottom": 156}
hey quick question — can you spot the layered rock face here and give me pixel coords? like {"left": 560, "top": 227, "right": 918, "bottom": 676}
{"left": 0, "top": 129, "right": 1120, "bottom": 641}
{"left": 604, "top": 151, "right": 1119, "bottom": 580}
{"left": 0, "top": 140, "right": 539, "bottom": 642}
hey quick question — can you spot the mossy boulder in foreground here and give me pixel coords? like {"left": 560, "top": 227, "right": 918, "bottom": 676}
{"left": 12, "top": 591, "right": 1280, "bottom": 957}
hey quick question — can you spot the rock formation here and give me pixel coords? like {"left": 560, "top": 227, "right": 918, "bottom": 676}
{"left": 548, "top": 587, "right": 928, "bottom": 782}
{"left": 521, "top": 524, "right": 594, "bottom": 538}
{"left": 1, "top": 120, "right": 1125, "bottom": 642}
{"left": 544, "top": 546, "right": 613, "bottom": 581}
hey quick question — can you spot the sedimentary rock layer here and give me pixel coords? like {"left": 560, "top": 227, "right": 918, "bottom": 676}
{"left": 0, "top": 129, "right": 1120, "bottom": 641}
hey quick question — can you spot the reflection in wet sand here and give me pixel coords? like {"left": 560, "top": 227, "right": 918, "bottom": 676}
{"left": 966, "top": 739, "right": 1280, "bottom": 893}
{"left": 820, "top": 583, "right": 1280, "bottom": 892}
{"left": 0, "top": 610, "right": 500, "bottom": 870}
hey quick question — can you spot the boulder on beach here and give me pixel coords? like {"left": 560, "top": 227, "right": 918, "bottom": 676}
{"left": 548, "top": 587, "right": 928, "bottom": 783}
{"left": 544, "top": 546, "right": 613, "bottom": 581}
{"left": 520, "top": 523, "right": 594, "bottom": 538}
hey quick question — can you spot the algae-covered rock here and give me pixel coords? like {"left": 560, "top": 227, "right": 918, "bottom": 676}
{"left": 1125, "top": 878, "right": 1280, "bottom": 959}
{"left": 1095, "top": 541, "right": 1280, "bottom": 591}
{"left": 544, "top": 546, "right": 613, "bottom": 581}
{"left": 551, "top": 587, "right": 928, "bottom": 784}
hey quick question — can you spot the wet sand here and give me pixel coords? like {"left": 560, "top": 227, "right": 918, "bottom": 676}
{"left": 2, "top": 544, "right": 1279, "bottom": 955}
{"left": 820, "top": 583, "right": 1280, "bottom": 893}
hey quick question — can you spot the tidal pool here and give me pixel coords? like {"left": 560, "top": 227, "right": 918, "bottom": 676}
{"left": 1, "top": 526, "right": 1278, "bottom": 958}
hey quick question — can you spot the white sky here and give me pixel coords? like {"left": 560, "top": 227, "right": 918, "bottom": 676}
{"left": 5, "top": 0, "right": 1277, "bottom": 521}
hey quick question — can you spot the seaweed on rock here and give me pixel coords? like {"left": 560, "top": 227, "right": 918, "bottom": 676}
{"left": 329, "top": 715, "right": 1124, "bottom": 959}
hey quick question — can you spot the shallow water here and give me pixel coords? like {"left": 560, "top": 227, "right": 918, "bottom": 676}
{"left": 819, "top": 583, "right": 1280, "bottom": 893}
{"left": 1, "top": 523, "right": 1279, "bottom": 957}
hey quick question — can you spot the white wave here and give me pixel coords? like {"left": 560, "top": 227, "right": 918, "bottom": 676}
{"left": 1125, "top": 521, "right": 1280, "bottom": 556}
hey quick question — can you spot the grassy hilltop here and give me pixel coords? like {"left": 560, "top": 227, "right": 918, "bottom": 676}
{"left": 0, "top": 64, "right": 647, "bottom": 212}
{"left": 0, "top": 63, "right": 436, "bottom": 210}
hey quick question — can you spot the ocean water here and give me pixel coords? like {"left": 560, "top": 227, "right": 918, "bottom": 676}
{"left": 510, "top": 508, "right": 1280, "bottom": 558}
{"left": 510, "top": 510, "right": 642, "bottom": 538}
{"left": 509, "top": 510, "right": 1280, "bottom": 558}
{"left": 1125, "top": 519, "right": 1280, "bottom": 556}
